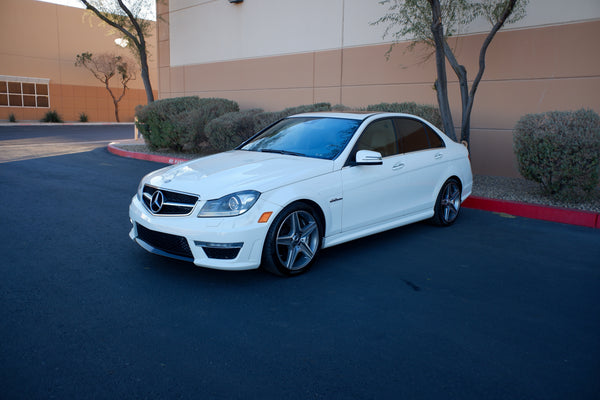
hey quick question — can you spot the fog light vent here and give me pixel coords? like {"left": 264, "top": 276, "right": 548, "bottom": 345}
{"left": 195, "top": 241, "right": 243, "bottom": 260}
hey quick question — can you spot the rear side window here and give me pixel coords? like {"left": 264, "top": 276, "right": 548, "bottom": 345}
{"left": 394, "top": 118, "right": 445, "bottom": 153}
{"left": 425, "top": 125, "right": 445, "bottom": 148}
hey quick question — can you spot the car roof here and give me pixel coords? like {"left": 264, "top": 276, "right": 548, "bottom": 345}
{"left": 288, "top": 112, "right": 380, "bottom": 121}
{"left": 287, "top": 111, "right": 431, "bottom": 122}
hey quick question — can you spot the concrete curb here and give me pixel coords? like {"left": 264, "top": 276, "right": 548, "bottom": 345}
{"left": 108, "top": 142, "right": 188, "bottom": 165}
{"left": 462, "top": 196, "right": 600, "bottom": 229}
{"left": 108, "top": 143, "right": 600, "bottom": 230}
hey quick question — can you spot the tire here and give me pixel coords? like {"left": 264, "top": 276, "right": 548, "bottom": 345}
{"left": 261, "top": 203, "right": 322, "bottom": 276}
{"left": 431, "top": 178, "right": 462, "bottom": 226}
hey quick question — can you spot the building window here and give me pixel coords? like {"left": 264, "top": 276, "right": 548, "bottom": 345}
{"left": 0, "top": 75, "right": 50, "bottom": 108}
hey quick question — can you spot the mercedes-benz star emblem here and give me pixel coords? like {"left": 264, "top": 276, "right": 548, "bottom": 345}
{"left": 150, "top": 190, "right": 164, "bottom": 213}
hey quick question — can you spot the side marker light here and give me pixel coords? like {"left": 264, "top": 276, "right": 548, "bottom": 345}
{"left": 258, "top": 212, "right": 273, "bottom": 223}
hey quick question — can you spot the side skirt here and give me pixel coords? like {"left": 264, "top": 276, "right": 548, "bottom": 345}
{"left": 322, "top": 209, "right": 434, "bottom": 249}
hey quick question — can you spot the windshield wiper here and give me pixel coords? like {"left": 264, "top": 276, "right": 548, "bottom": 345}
{"left": 259, "top": 149, "right": 306, "bottom": 157}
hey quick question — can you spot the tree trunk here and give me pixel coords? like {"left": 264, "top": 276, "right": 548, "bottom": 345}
{"left": 462, "top": 0, "right": 518, "bottom": 146}
{"left": 105, "top": 83, "right": 121, "bottom": 122}
{"left": 139, "top": 51, "right": 154, "bottom": 103}
{"left": 429, "top": 0, "right": 457, "bottom": 141}
{"left": 117, "top": 0, "right": 154, "bottom": 103}
{"left": 114, "top": 100, "right": 120, "bottom": 122}
{"left": 442, "top": 40, "right": 469, "bottom": 146}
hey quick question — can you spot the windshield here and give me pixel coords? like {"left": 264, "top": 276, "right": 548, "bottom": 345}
{"left": 240, "top": 117, "right": 362, "bottom": 160}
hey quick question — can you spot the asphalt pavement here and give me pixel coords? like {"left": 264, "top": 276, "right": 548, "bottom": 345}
{"left": 1, "top": 125, "right": 599, "bottom": 399}
{"left": 0, "top": 123, "right": 135, "bottom": 163}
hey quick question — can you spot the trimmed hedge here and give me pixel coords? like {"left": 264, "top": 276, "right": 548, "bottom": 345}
{"left": 252, "top": 103, "right": 333, "bottom": 132}
{"left": 205, "top": 101, "right": 443, "bottom": 152}
{"left": 513, "top": 109, "right": 600, "bottom": 200}
{"left": 205, "top": 109, "right": 265, "bottom": 153}
{"left": 364, "top": 102, "right": 442, "bottom": 129}
{"left": 139, "top": 98, "right": 443, "bottom": 154}
{"left": 135, "top": 97, "right": 239, "bottom": 152}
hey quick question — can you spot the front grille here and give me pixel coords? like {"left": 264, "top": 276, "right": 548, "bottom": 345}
{"left": 142, "top": 185, "right": 198, "bottom": 215}
{"left": 136, "top": 223, "right": 193, "bottom": 259}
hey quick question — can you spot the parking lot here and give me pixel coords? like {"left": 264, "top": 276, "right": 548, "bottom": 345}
{"left": 1, "top": 126, "right": 599, "bottom": 399}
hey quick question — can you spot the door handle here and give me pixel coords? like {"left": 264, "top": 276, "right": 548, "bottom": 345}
{"left": 392, "top": 162, "right": 405, "bottom": 170}
{"left": 434, "top": 153, "right": 443, "bottom": 160}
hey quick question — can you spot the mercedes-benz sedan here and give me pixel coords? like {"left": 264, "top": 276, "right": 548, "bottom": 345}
{"left": 129, "top": 112, "right": 472, "bottom": 276}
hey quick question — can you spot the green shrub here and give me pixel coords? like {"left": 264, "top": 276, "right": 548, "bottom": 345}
{"left": 331, "top": 104, "right": 353, "bottom": 112}
{"left": 365, "top": 102, "right": 442, "bottom": 129}
{"left": 513, "top": 109, "right": 600, "bottom": 200}
{"left": 9, "top": 113, "right": 16, "bottom": 123}
{"left": 135, "top": 96, "right": 202, "bottom": 151}
{"left": 205, "top": 103, "right": 332, "bottom": 152}
{"left": 206, "top": 109, "right": 264, "bottom": 152}
{"left": 252, "top": 103, "right": 333, "bottom": 132}
{"left": 79, "top": 112, "right": 88, "bottom": 122}
{"left": 180, "top": 98, "right": 240, "bottom": 151}
{"left": 135, "top": 97, "right": 239, "bottom": 152}
{"left": 41, "top": 110, "right": 63, "bottom": 123}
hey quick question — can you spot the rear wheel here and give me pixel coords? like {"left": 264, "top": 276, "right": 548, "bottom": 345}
{"left": 262, "top": 203, "right": 322, "bottom": 276}
{"left": 432, "top": 178, "right": 462, "bottom": 226}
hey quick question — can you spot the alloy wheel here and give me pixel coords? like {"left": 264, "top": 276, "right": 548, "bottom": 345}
{"left": 275, "top": 210, "right": 320, "bottom": 271}
{"left": 440, "top": 181, "right": 461, "bottom": 223}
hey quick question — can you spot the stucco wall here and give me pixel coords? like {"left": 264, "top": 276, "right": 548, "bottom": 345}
{"left": 157, "top": 0, "right": 600, "bottom": 177}
{"left": 0, "top": 0, "right": 158, "bottom": 122}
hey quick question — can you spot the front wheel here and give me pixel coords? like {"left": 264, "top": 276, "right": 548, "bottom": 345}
{"left": 261, "top": 203, "right": 322, "bottom": 276}
{"left": 431, "top": 178, "right": 462, "bottom": 226}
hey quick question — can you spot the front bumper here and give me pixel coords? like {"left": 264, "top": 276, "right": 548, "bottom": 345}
{"left": 129, "top": 195, "right": 278, "bottom": 271}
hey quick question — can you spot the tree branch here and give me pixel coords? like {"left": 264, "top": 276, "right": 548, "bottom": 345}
{"left": 467, "top": 0, "right": 517, "bottom": 115}
{"left": 79, "top": 0, "right": 141, "bottom": 49}
{"left": 116, "top": 0, "right": 147, "bottom": 50}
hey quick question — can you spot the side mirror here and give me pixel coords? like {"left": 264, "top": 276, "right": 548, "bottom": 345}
{"left": 355, "top": 150, "right": 383, "bottom": 165}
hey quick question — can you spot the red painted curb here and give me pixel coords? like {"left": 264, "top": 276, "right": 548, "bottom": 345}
{"left": 107, "top": 143, "right": 188, "bottom": 165}
{"left": 463, "top": 196, "right": 600, "bottom": 229}
{"left": 108, "top": 143, "right": 600, "bottom": 230}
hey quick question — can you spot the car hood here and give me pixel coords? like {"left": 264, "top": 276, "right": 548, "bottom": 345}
{"left": 145, "top": 150, "right": 334, "bottom": 199}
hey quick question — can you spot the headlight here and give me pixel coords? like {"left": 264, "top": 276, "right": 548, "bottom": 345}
{"left": 198, "top": 191, "right": 260, "bottom": 217}
{"left": 136, "top": 180, "right": 145, "bottom": 202}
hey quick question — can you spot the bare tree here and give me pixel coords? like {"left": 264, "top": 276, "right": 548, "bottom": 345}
{"left": 75, "top": 52, "right": 136, "bottom": 122}
{"left": 374, "top": 0, "right": 528, "bottom": 146}
{"left": 79, "top": 0, "right": 155, "bottom": 103}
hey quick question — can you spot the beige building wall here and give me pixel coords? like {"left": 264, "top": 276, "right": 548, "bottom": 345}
{"left": 157, "top": 0, "right": 600, "bottom": 177}
{"left": 0, "top": 0, "right": 158, "bottom": 122}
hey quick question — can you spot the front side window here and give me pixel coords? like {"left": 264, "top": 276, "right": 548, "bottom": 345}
{"left": 355, "top": 118, "right": 398, "bottom": 157}
{"left": 241, "top": 117, "right": 361, "bottom": 160}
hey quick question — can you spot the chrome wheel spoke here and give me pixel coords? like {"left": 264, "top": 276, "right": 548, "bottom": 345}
{"left": 290, "top": 211, "right": 301, "bottom": 233}
{"left": 276, "top": 213, "right": 299, "bottom": 247}
{"left": 299, "top": 241, "right": 315, "bottom": 259}
{"left": 276, "top": 234, "right": 294, "bottom": 247}
{"left": 300, "top": 220, "right": 317, "bottom": 239}
{"left": 285, "top": 246, "right": 300, "bottom": 270}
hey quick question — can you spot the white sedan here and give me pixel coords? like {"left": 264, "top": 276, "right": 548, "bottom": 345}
{"left": 129, "top": 112, "right": 472, "bottom": 276}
